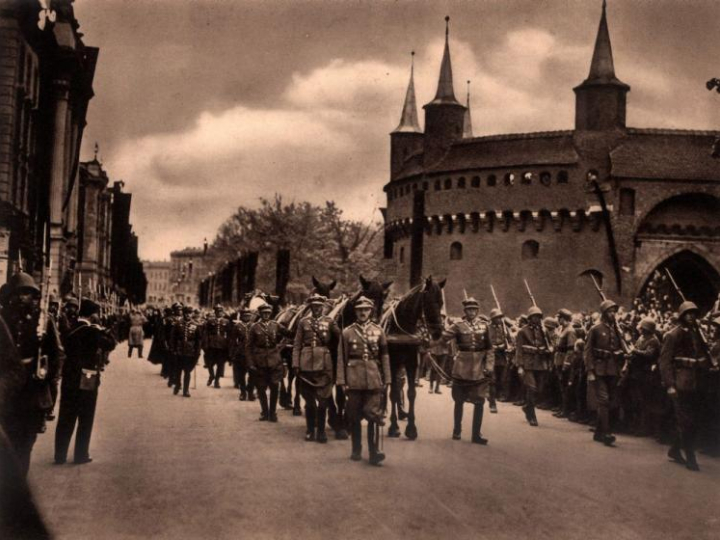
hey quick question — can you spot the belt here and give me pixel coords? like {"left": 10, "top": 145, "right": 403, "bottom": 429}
{"left": 522, "top": 345, "right": 546, "bottom": 353}
{"left": 458, "top": 347, "right": 487, "bottom": 353}
{"left": 348, "top": 355, "right": 377, "bottom": 362}
{"left": 593, "top": 348, "right": 622, "bottom": 359}
{"left": 21, "top": 356, "right": 33, "bottom": 365}
{"left": 673, "top": 356, "right": 704, "bottom": 368}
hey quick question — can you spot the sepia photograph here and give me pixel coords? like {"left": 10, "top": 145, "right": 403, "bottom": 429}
{"left": 1, "top": 0, "right": 719, "bottom": 538}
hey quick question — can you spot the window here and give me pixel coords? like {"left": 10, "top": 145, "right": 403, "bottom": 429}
{"left": 557, "top": 171, "right": 569, "bottom": 184}
{"left": 619, "top": 188, "right": 636, "bottom": 216}
{"left": 399, "top": 246, "right": 405, "bottom": 265}
{"left": 521, "top": 240, "right": 539, "bottom": 260}
{"left": 434, "top": 180, "right": 441, "bottom": 191}
{"left": 422, "top": 181, "right": 428, "bottom": 191}
{"left": 457, "top": 177, "right": 466, "bottom": 189}
{"left": 450, "top": 242, "right": 463, "bottom": 260}
{"left": 540, "top": 171, "right": 551, "bottom": 186}
{"left": 471, "top": 176, "right": 480, "bottom": 188}
{"left": 444, "top": 178, "right": 452, "bottom": 190}
{"left": 504, "top": 173, "right": 515, "bottom": 186}
{"left": 522, "top": 172, "right": 533, "bottom": 185}
{"left": 412, "top": 183, "right": 418, "bottom": 191}
{"left": 487, "top": 175, "right": 497, "bottom": 187}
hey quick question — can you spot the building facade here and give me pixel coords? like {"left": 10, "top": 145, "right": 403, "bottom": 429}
{"left": 110, "top": 180, "right": 146, "bottom": 304}
{"left": 170, "top": 248, "right": 208, "bottom": 306}
{"left": 383, "top": 6, "right": 720, "bottom": 315}
{"left": 144, "top": 260, "right": 171, "bottom": 305}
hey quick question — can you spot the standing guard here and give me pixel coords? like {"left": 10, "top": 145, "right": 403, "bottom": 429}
{"left": 443, "top": 297, "right": 494, "bottom": 444}
{"left": 488, "top": 308, "right": 513, "bottom": 410}
{"left": 553, "top": 309, "right": 576, "bottom": 419}
{"left": 292, "top": 294, "right": 340, "bottom": 443}
{"left": 337, "top": 296, "right": 391, "bottom": 466}
{"left": 584, "top": 300, "right": 627, "bottom": 446}
{"left": 660, "top": 302, "right": 719, "bottom": 471}
{"left": 626, "top": 318, "right": 661, "bottom": 436}
{"left": 202, "top": 305, "right": 231, "bottom": 388}
{"left": 171, "top": 306, "right": 202, "bottom": 397}
{"left": 515, "top": 306, "right": 553, "bottom": 427}
{"left": 247, "top": 303, "right": 288, "bottom": 422}
{"left": 163, "top": 303, "right": 182, "bottom": 387}
{"left": 230, "top": 308, "right": 256, "bottom": 401}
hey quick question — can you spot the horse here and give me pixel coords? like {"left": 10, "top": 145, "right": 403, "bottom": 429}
{"left": 381, "top": 276, "right": 445, "bottom": 440}
{"left": 327, "top": 274, "right": 392, "bottom": 438}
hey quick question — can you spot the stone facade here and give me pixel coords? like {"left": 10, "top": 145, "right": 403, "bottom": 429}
{"left": 144, "top": 260, "right": 171, "bottom": 305}
{"left": 383, "top": 6, "right": 720, "bottom": 316}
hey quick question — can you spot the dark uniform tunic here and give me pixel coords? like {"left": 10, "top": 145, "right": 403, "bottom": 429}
{"left": 230, "top": 320, "right": 254, "bottom": 394}
{"left": 489, "top": 321, "right": 512, "bottom": 400}
{"left": 445, "top": 317, "right": 495, "bottom": 403}
{"left": 171, "top": 318, "right": 202, "bottom": 394}
{"left": 55, "top": 319, "right": 116, "bottom": 463}
{"left": 247, "top": 320, "right": 285, "bottom": 387}
{"left": 337, "top": 321, "right": 391, "bottom": 424}
{"left": 202, "top": 315, "right": 231, "bottom": 384}
{"left": 515, "top": 323, "right": 552, "bottom": 408}
{"left": 584, "top": 321, "right": 625, "bottom": 436}
{"left": 292, "top": 315, "right": 339, "bottom": 400}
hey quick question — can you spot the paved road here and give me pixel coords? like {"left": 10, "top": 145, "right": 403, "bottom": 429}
{"left": 28, "top": 341, "right": 719, "bottom": 540}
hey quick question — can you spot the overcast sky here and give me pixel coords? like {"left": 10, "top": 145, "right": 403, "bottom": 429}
{"left": 72, "top": 0, "right": 720, "bottom": 261}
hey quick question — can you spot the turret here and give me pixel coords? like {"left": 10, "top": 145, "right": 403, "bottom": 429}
{"left": 423, "top": 17, "right": 466, "bottom": 165}
{"left": 390, "top": 52, "right": 424, "bottom": 179}
{"left": 574, "top": 1, "right": 630, "bottom": 131}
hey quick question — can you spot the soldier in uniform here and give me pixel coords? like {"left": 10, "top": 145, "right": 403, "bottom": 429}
{"left": 660, "top": 301, "right": 719, "bottom": 471}
{"left": 202, "top": 305, "right": 231, "bottom": 388}
{"left": 247, "top": 303, "right": 289, "bottom": 422}
{"left": 626, "top": 318, "right": 661, "bottom": 436}
{"left": 0, "top": 272, "right": 64, "bottom": 475}
{"left": 292, "top": 294, "right": 341, "bottom": 443}
{"left": 54, "top": 298, "right": 116, "bottom": 464}
{"left": 337, "top": 296, "right": 390, "bottom": 465}
{"left": 442, "top": 298, "right": 494, "bottom": 443}
{"left": 488, "top": 308, "right": 513, "bottom": 410}
{"left": 428, "top": 313, "right": 452, "bottom": 394}
{"left": 171, "top": 306, "right": 202, "bottom": 397}
{"left": 230, "top": 307, "right": 255, "bottom": 401}
{"left": 163, "top": 303, "right": 182, "bottom": 386}
{"left": 584, "top": 299, "right": 627, "bottom": 446}
{"left": 515, "top": 306, "right": 553, "bottom": 427}
{"left": 553, "top": 309, "right": 576, "bottom": 419}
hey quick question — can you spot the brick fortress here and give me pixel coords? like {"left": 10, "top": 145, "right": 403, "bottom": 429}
{"left": 382, "top": 5, "right": 720, "bottom": 315}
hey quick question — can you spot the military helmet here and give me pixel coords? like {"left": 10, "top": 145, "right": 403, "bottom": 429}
{"left": 489, "top": 308, "right": 503, "bottom": 320}
{"left": 354, "top": 296, "right": 374, "bottom": 310}
{"left": 543, "top": 317, "right": 559, "bottom": 329}
{"left": 599, "top": 299, "right": 618, "bottom": 314}
{"left": 638, "top": 318, "right": 656, "bottom": 333}
{"left": 557, "top": 308, "right": 572, "bottom": 320}
{"left": 307, "top": 293, "right": 327, "bottom": 306}
{"left": 79, "top": 298, "right": 100, "bottom": 318}
{"left": 257, "top": 302, "right": 273, "bottom": 312}
{"left": 462, "top": 297, "right": 480, "bottom": 309}
{"left": 677, "top": 301, "right": 699, "bottom": 318}
{"left": 8, "top": 272, "right": 40, "bottom": 296}
{"left": 63, "top": 295, "right": 80, "bottom": 308}
{"left": 182, "top": 306, "right": 194, "bottom": 314}
{"left": 527, "top": 306, "right": 543, "bottom": 318}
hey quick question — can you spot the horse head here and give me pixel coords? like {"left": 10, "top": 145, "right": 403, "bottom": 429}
{"left": 422, "top": 276, "right": 446, "bottom": 340}
{"left": 311, "top": 276, "right": 337, "bottom": 298}
{"left": 359, "top": 274, "right": 392, "bottom": 321}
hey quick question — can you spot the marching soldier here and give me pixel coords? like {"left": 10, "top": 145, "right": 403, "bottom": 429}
{"left": 202, "top": 305, "right": 231, "bottom": 388}
{"left": 54, "top": 298, "right": 116, "bottom": 464}
{"left": 442, "top": 297, "right": 494, "bottom": 443}
{"left": 162, "top": 303, "right": 182, "bottom": 386}
{"left": 292, "top": 294, "right": 341, "bottom": 443}
{"left": 515, "top": 306, "right": 552, "bottom": 427}
{"left": 0, "top": 272, "right": 64, "bottom": 475}
{"left": 659, "top": 301, "right": 719, "bottom": 471}
{"left": 584, "top": 300, "right": 627, "bottom": 446}
{"left": 488, "top": 308, "right": 513, "bottom": 410}
{"left": 230, "top": 307, "right": 255, "bottom": 401}
{"left": 247, "top": 303, "right": 289, "bottom": 422}
{"left": 170, "top": 306, "right": 202, "bottom": 397}
{"left": 553, "top": 309, "right": 576, "bottom": 419}
{"left": 337, "top": 296, "right": 390, "bottom": 465}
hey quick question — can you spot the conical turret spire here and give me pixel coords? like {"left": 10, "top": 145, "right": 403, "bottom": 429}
{"left": 463, "top": 80, "right": 473, "bottom": 138}
{"left": 583, "top": 1, "right": 628, "bottom": 87}
{"left": 393, "top": 52, "right": 422, "bottom": 133}
{"left": 428, "top": 16, "right": 461, "bottom": 106}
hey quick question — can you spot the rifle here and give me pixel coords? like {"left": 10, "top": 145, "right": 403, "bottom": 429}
{"left": 35, "top": 224, "right": 51, "bottom": 380}
{"left": 523, "top": 279, "right": 552, "bottom": 351}
{"left": 587, "top": 274, "right": 632, "bottom": 356}
{"left": 665, "top": 268, "right": 713, "bottom": 362}
{"left": 490, "top": 284, "right": 512, "bottom": 352}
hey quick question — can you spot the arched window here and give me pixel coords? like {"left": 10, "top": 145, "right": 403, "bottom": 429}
{"left": 434, "top": 180, "right": 441, "bottom": 191}
{"left": 579, "top": 269, "right": 603, "bottom": 288}
{"left": 457, "top": 177, "right": 466, "bottom": 189}
{"left": 399, "top": 246, "right": 405, "bottom": 265}
{"left": 619, "top": 188, "right": 635, "bottom": 216}
{"left": 521, "top": 240, "right": 539, "bottom": 260}
{"left": 522, "top": 172, "right": 533, "bottom": 185}
{"left": 557, "top": 170, "right": 569, "bottom": 184}
{"left": 412, "top": 183, "right": 418, "bottom": 191}
{"left": 422, "top": 181, "right": 428, "bottom": 191}
{"left": 487, "top": 174, "right": 497, "bottom": 187}
{"left": 540, "top": 171, "right": 551, "bottom": 186}
{"left": 471, "top": 176, "right": 480, "bottom": 188}
{"left": 504, "top": 173, "right": 515, "bottom": 186}
{"left": 444, "top": 178, "right": 452, "bottom": 190}
{"left": 450, "top": 242, "right": 463, "bottom": 260}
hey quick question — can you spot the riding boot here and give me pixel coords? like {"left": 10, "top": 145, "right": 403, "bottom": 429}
{"left": 258, "top": 390, "right": 269, "bottom": 421}
{"left": 452, "top": 400, "right": 463, "bottom": 439}
{"left": 207, "top": 365, "right": 215, "bottom": 387}
{"left": 471, "top": 402, "right": 487, "bottom": 445}
{"left": 368, "top": 422, "right": 385, "bottom": 466}
{"left": 316, "top": 405, "right": 328, "bottom": 443}
{"left": 350, "top": 421, "right": 362, "bottom": 461}
{"left": 305, "top": 412, "right": 315, "bottom": 441}
{"left": 269, "top": 384, "right": 279, "bottom": 421}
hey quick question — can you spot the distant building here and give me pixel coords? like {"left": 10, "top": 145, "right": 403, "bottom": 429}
{"left": 170, "top": 248, "right": 208, "bottom": 306}
{"left": 144, "top": 260, "right": 171, "bottom": 305}
{"left": 383, "top": 6, "right": 720, "bottom": 315}
{"left": 110, "top": 180, "right": 146, "bottom": 304}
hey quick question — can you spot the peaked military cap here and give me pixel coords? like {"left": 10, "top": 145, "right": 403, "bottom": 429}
{"left": 543, "top": 317, "right": 559, "bottom": 329}
{"left": 527, "top": 306, "right": 543, "bottom": 318}
{"left": 599, "top": 299, "right": 618, "bottom": 313}
{"left": 354, "top": 296, "right": 374, "bottom": 310}
{"left": 489, "top": 308, "right": 503, "bottom": 320}
{"left": 678, "top": 301, "right": 699, "bottom": 317}
{"left": 240, "top": 306, "right": 253, "bottom": 314}
{"left": 462, "top": 297, "right": 480, "bottom": 309}
{"left": 307, "top": 294, "right": 327, "bottom": 306}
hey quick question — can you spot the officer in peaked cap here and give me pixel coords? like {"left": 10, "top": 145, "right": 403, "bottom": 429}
{"left": 584, "top": 297, "right": 626, "bottom": 447}
{"left": 201, "top": 303, "right": 231, "bottom": 388}
{"left": 337, "top": 296, "right": 391, "bottom": 465}
{"left": 230, "top": 307, "right": 256, "bottom": 401}
{"left": 514, "top": 305, "right": 552, "bottom": 427}
{"left": 292, "top": 293, "right": 340, "bottom": 443}
{"left": 169, "top": 306, "right": 202, "bottom": 397}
